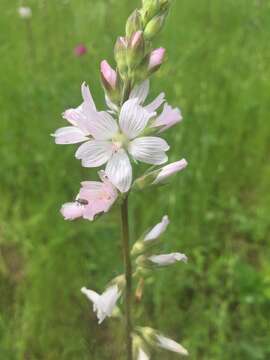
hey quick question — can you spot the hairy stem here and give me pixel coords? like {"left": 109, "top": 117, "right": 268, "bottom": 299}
{"left": 121, "top": 196, "right": 133, "bottom": 360}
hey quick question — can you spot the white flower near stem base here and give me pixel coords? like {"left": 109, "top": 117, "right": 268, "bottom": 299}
{"left": 144, "top": 215, "right": 169, "bottom": 241}
{"left": 81, "top": 285, "right": 121, "bottom": 324}
{"left": 53, "top": 83, "right": 169, "bottom": 193}
{"left": 60, "top": 171, "right": 118, "bottom": 221}
{"left": 130, "top": 80, "right": 183, "bottom": 132}
{"left": 18, "top": 6, "right": 32, "bottom": 19}
{"left": 149, "top": 252, "right": 188, "bottom": 266}
{"left": 138, "top": 348, "right": 150, "bottom": 360}
{"left": 156, "top": 334, "right": 189, "bottom": 356}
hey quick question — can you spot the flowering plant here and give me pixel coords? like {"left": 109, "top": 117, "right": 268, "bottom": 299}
{"left": 53, "top": 0, "right": 189, "bottom": 358}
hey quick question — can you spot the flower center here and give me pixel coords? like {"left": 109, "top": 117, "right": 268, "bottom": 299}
{"left": 112, "top": 133, "right": 128, "bottom": 152}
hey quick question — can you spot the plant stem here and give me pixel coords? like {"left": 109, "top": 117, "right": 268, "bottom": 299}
{"left": 121, "top": 196, "right": 133, "bottom": 360}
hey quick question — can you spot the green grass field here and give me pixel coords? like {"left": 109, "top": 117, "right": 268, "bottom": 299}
{"left": 1, "top": 0, "right": 270, "bottom": 359}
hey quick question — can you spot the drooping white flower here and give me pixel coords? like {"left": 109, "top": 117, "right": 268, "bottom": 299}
{"left": 156, "top": 334, "right": 188, "bottom": 356}
{"left": 138, "top": 348, "right": 150, "bottom": 360}
{"left": 144, "top": 215, "right": 169, "bottom": 241}
{"left": 149, "top": 252, "right": 188, "bottom": 266}
{"left": 18, "top": 6, "right": 32, "bottom": 19}
{"left": 130, "top": 80, "right": 182, "bottom": 132}
{"left": 81, "top": 285, "right": 121, "bottom": 324}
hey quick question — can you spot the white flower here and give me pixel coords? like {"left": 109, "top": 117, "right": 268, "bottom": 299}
{"left": 53, "top": 83, "right": 170, "bottom": 193}
{"left": 144, "top": 215, "right": 169, "bottom": 241}
{"left": 149, "top": 253, "right": 188, "bottom": 266}
{"left": 18, "top": 6, "right": 32, "bottom": 19}
{"left": 130, "top": 80, "right": 182, "bottom": 132}
{"left": 138, "top": 348, "right": 150, "bottom": 360}
{"left": 156, "top": 334, "right": 188, "bottom": 356}
{"left": 81, "top": 285, "right": 121, "bottom": 324}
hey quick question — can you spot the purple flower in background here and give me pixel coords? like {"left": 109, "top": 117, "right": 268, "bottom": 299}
{"left": 74, "top": 44, "right": 87, "bottom": 57}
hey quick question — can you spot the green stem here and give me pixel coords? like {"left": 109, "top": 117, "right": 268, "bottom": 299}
{"left": 121, "top": 196, "right": 133, "bottom": 360}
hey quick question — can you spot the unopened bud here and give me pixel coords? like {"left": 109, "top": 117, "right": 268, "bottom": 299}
{"left": 141, "top": 0, "right": 159, "bottom": 23}
{"left": 127, "top": 31, "right": 145, "bottom": 68}
{"left": 114, "top": 36, "right": 128, "bottom": 77}
{"left": 148, "top": 47, "right": 166, "bottom": 73}
{"left": 153, "top": 159, "right": 188, "bottom": 184}
{"left": 144, "top": 15, "right": 165, "bottom": 40}
{"left": 126, "top": 9, "right": 143, "bottom": 37}
{"left": 100, "top": 60, "right": 117, "bottom": 91}
{"left": 109, "top": 274, "right": 126, "bottom": 290}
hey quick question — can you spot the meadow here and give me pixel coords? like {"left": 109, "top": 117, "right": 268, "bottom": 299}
{"left": 0, "top": 0, "right": 270, "bottom": 359}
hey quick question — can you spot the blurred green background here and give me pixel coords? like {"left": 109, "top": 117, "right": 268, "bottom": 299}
{"left": 1, "top": 0, "right": 270, "bottom": 359}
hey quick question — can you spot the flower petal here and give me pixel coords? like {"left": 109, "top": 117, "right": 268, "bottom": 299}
{"left": 81, "top": 82, "right": 97, "bottom": 112}
{"left": 75, "top": 140, "right": 113, "bottom": 167}
{"left": 138, "top": 348, "right": 150, "bottom": 360}
{"left": 144, "top": 92, "right": 165, "bottom": 113}
{"left": 129, "top": 137, "right": 169, "bottom": 165}
{"left": 129, "top": 79, "right": 150, "bottom": 104}
{"left": 88, "top": 111, "right": 118, "bottom": 140}
{"left": 119, "top": 99, "right": 155, "bottom": 139}
{"left": 149, "top": 253, "right": 188, "bottom": 266}
{"left": 52, "top": 126, "right": 89, "bottom": 144}
{"left": 144, "top": 215, "right": 169, "bottom": 241}
{"left": 105, "top": 149, "right": 132, "bottom": 193}
{"left": 156, "top": 335, "right": 188, "bottom": 356}
{"left": 60, "top": 202, "right": 84, "bottom": 220}
{"left": 81, "top": 287, "right": 100, "bottom": 304}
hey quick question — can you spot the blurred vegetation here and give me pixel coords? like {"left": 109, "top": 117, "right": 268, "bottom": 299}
{"left": 1, "top": 0, "right": 270, "bottom": 359}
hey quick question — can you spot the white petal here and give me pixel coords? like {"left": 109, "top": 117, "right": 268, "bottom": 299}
{"left": 75, "top": 140, "right": 113, "bottom": 167}
{"left": 81, "top": 82, "right": 97, "bottom": 112}
{"left": 129, "top": 137, "right": 169, "bottom": 165}
{"left": 81, "top": 287, "right": 100, "bottom": 305}
{"left": 52, "top": 127, "right": 89, "bottom": 144}
{"left": 129, "top": 79, "right": 150, "bottom": 104}
{"left": 119, "top": 99, "right": 155, "bottom": 139}
{"left": 106, "top": 149, "right": 132, "bottom": 193}
{"left": 149, "top": 253, "right": 188, "bottom": 266}
{"left": 144, "top": 215, "right": 169, "bottom": 241}
{"left": 138, "top": 348, "right": 150, "bottom": 360}
{"left": 144, "top": 92, "right": 165, "bottom": 113}
{"left": 88, "top": 111, "right": 118, "bottom": 140}
{"left": 100, "top": 285, "right": 121, "bottom": 317}
{"left": 156, "top": 335, "right": 188, "bottom": 356}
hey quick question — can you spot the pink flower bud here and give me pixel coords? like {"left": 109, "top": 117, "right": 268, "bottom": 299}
{"left": 152, "top": 103, "right": 182, "bottom": 132}
{"left": 148, "top": 47, "right": 165, "bottom": 72}
{"left": 100, "top": 60, "right": 117, "bottom": 90}
{"left": 130, "top": 30, "right": 144, "bottom": 49}
{"left": 74, "top": 44, "right": 87, "bottom": 57}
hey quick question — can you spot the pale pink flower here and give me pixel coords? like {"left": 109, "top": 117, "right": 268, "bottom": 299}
{"left": 153, "top": 159, "right": 188, "bottom": 184}
{"left": 81, "top": 285, "right": 121, "bottom": 324}
{"left": 144, "top": 215, "right": 169, "bottom": 241}
{"left": 148, "top": 48, "right": 166, "bottom": 72}
{"left": 53, "top": 83, "right": 169, "bottom": 193}
{"left": 149, "top": 252, "right": 188, "bottom": 266}
{"left": 100, "top": 60, "right": 117, "bottom": 89}
{"left": 156, "top": 334, "right": 188, "bottom": 356}
{"left": 74, "top": 44, "right": 87, "bottom": 56}
{"left": 60, "top": 171, "right": 118, "bottom": 221}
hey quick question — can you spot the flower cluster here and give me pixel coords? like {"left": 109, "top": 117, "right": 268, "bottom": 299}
{"left": 53, "top": 0, "right": 189, "bottom": 358}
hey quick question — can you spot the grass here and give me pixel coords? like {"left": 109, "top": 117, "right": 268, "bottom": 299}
{"left": 0, "top": 0, "right": 270, "bottom": 359}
